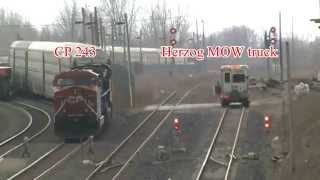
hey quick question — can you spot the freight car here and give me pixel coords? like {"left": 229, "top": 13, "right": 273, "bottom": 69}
{"left": 0, "top": 66, "right": 12, "bottom": 99}
{"left": 53, "top": 64, "right": 111, "bottom": 139}
{"left": 9, "top": 41, "right": 196, "bottom": 98}
{"left": 9, "top": 41, "right": 108, "bottom": 98}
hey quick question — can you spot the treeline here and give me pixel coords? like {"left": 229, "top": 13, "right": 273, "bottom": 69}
{"left": 0, "top": 0, "right": 320, "bottom": 75}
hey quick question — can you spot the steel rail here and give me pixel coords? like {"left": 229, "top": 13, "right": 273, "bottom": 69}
{"left": 111, "top": 85, "right": 198, "bottom": 180}
{"left": 0, "top": 102, "right": 33, "bottom": 147}
{"left": 224, "top": 107, "right": 246, "bottom": 180}
{"left": 85, "top": 91, "right": 177, "bottom": 180}
{"left": 0, "top": 102, "right": 52, "bottom": 159}
{"left": 33, "top": 141, "right": 89, "bottom": 180}
{"left": 195, "top": 108, "right": 228, "bottom": 180}
{"left": 7, "top": 143, "right": 64, "bottom": 180}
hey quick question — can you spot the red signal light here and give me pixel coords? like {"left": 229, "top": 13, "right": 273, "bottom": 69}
{"left": 264, "top": 114, "right": 271, "bottom": 129}
{"left": 270, "top": 38, "right": 276, "bottom": 45}
{"left": 173, "top": 118, "right": 181, "bottom": 133}
{"left": 170, "top": 39, "right": 177, "bottom": 46}
{"left": 170, "top": 27, "right": 177, "bottom": 34}
{"left": 264, "top": 122, "right": 270, "bottom": 128}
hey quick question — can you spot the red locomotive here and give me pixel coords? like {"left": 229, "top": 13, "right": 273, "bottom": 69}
{"left": 0, "top": 66, "right": 12, "bottom": 99}
{"left": 52, "top": 64, "right": 112, "bottom": 139}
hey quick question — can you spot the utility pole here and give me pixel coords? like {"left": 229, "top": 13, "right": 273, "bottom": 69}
{"left": 279, "top": 12, "right": 283, "bottom": 82}
{"left": 75, "top": 8, "right": 88, "bottom": 43}
{"left": 286, "top": 41, "right": 295, "bottom": 180}
{"left": 264, "top": 31, "right": 270, "bottom": 79}
{"left": 138, "top": 29, "right": 143, "bottom": 64}
{"left": 89, "top": 14, "right": 94, "bottom": 45}
{"left": 99, "top": 17, "right": 104, "bottom": 49}
{"left": 94, "top": 7, "right": 99, "bottom": 46}
{"left": 111, "top": 18, "right": 115, "bottom": 64}
{"left": 196, "top": 19, "right": 199, "bottom": 48}
{"left": 122, "top": 24, "right": 127, "bottom": 64}
{"left": 201, "top": 20, "right": 206, "bottom": 62}
{"left": 81, "top": 8, "right": 86, "bottom": 43}
{"left": 291, "top": 16, "right": 294, "bottom": 74}
{"left": 71, "top": 14, "right": 75, "bottom": 41}
{"left": 201, "top": 20, "right": 205, "bottom": 49}
{"left": 124, "top": 13, "right": 134, "bottom": 108}
{"left": 163, "top": 20, "right": 167, "bottom": 64}
{"left": 192, "top": 32, "right": 196, "bottom": 48}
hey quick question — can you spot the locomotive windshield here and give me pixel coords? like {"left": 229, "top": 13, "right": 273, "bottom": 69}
{"left": 57, "top": 77, "right": 96, "bottom": 87}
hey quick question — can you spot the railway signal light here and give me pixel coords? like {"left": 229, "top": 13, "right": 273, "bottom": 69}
{"left": 173, "top": 118, "right": 181, "bottom": 134}
{"left": 269, "top": 27, "right": 277, "bottom": 46}
{"left": 170, "top": 39, "right": 177, "bottom": 46}
{"left": 170, "top": 27, "right": 177, "bottom": 34}
{"left": 169, "top": 27, "right": 177, "bottom": 64}
{"left": 264, "top": 114, "right": 271, "bottom": 129}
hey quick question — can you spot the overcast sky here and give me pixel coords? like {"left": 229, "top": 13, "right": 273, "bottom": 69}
{"left": 1, "top": 0, "right": 320, "bottom": 40}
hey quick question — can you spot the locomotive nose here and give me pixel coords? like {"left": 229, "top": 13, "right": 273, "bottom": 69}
{"left": 54, "top": 86, "right": 98, "bottom": 139}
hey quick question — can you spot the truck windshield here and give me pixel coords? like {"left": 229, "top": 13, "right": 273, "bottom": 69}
{"left": 233, "top": 74, "right": 245, "bottom": 83}
{"left": 225, "top": 72, "right": 230, "bottom": 83}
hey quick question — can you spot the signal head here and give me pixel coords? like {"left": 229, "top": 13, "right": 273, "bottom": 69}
{"left": 170, "top": 39, "right": 177, "bottom": 46}
{"left": 170, "top": 27, "right": 177, "bottom": 34}
{"left": 270, "top": 27, "right": 276, "bottom": 33}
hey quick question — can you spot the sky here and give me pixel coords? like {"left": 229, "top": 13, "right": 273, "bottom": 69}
{"left": 0, "top": 0, "right": 320, "bottom": 40}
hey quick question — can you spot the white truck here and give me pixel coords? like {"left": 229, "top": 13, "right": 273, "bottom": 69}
{"left": 218, "top": 65, "right": 250, "bottom": 107}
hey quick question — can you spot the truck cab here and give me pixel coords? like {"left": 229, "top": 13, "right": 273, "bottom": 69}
{"left": 219, "top": 65, "right": 249, "bottom": 107}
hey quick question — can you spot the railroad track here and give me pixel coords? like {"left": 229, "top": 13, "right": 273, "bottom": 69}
{"left": 85, "top": 85, "right": 199, "bottom": 180}
{"left": 0, "top": 101, "right": 57, "bottom": 180}
{"left": 0, "top": 102, "right": 51, "bottom": 159}
{"left": 0, "top": 100, "right": 89, "bottom": 180}
{"left": 7, "top": 85, "right": 198, "bottom": 180}
{"left": 195, "top": 107, "right": 247, "bottom": 180}
{"left": 23, "top": 90, "right": 179, "bottom": 180}
{"left": 0, "top": 102, "right": 32, "bottom": 149}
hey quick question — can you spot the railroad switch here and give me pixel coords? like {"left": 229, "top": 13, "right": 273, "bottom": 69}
{"left": 21, "top": 136, "right": 31, "bottom": 158}
{"left": 87, "top": 135, "right": 95, "bottom": 155}
{"left": 225, "top": 154, "right": 237, "bottom": 160}
{"left": 82, "top": 136, "right": 95, "bottom": 165}
{"left": 86, "top": 136, "right": 95, "bottom": 164}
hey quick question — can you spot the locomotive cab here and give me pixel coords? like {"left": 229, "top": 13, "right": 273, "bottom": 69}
{"left": 219, "top": 65, "right": 249, "bottom": 107}
{"left": 53, "top": 65, "right": 111, "bottom": 139}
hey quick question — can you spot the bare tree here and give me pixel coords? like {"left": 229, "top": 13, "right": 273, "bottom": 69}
{"left": 207, "top": 25, "right": 258, "bottom": 47}
{"left": 99, "top": 0, "right": 138, "bottom": 45}
{"left": 140, "top": 1, "right": 190, "bottom": 48}
{"left": 0, "top": 8, "right": 38, "bottom": 55}
{"left": 53, "top": 0, "right": 81, "bottom": 42}
{"left": 40, "top": 26, "right": 52, "bottom": 41}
